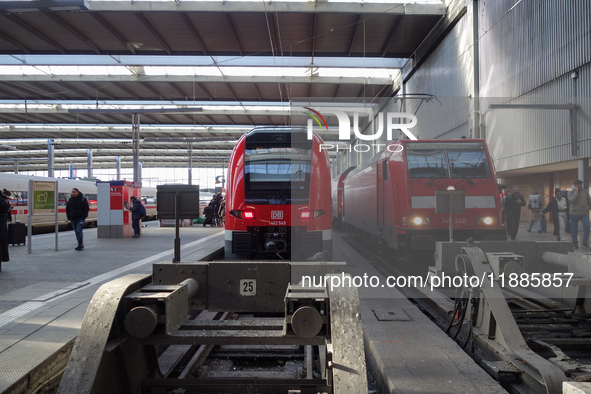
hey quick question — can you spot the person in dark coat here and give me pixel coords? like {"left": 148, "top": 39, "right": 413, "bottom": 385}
{"left": 542, "top": 188, "right": 570, "bottom": 241}
{"left": 0, "top": 191, "right": 10, "bottom": 270}
{"left": 66, "top": 188, "right": 89, "bottom": 251}
{"left": 2, "top": 189, "right": 12, "bottom": 223}
{"left": 504, "top": 186, "right": 526, "bottom": 241}
{"left": 127, "top": 196, "right": 142, "bottom": 238}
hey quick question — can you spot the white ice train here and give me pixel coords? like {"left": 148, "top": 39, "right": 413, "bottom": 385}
{"left": 0, "top": 173, "right": 157, "bottom": 229}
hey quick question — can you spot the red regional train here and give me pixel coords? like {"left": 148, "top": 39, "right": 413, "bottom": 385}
{"left": 224, "top": 127, "right": 332, "bottom": 260}
{"left": 342, "top": 139, "right": 506, "bottom": 261}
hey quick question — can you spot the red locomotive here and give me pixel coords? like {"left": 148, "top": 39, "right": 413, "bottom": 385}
{"left": 342, "top": 139, "right": 506, "bottom": 261}
{"left": 331, "top": 166, "right": 355, "bottom": 225}
{"left": 224, "top": 127, "right": 332, "bottom": 260}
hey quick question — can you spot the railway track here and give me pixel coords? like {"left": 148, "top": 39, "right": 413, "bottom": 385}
{"left": 340, "top": 230, "right": 591, "bottom": 394}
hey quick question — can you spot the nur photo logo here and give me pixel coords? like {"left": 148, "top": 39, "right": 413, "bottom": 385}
{"left": 304, "top": 107, "right": 418, "bottom": 152}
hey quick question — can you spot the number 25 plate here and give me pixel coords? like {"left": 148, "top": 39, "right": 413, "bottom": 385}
{"left": 240, "top": 279, "right": 256, "bottom": 296}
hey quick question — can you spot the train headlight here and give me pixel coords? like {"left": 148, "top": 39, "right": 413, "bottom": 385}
{"left": 476, "top": 216, "right": 493, "bottom": 225}
{"left": 299, "top": 209, "right": 326, "bottom": 219}
{"left": 412, "top": 217, "right": 431, "bottom": 226}
{"left": 230, "top": 210, "right": 256, "bottom": 220}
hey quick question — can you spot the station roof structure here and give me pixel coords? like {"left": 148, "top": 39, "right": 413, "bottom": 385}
{"left": 0, "top": 0, "right": 449, "bottom": 171}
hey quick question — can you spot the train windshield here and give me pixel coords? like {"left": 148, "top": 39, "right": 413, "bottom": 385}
{"left": 406, "top": 150, "right": 448, "bottom": 179}
{"left": 405, "top": 142, "right": 491, "bottom": 179}
{"left": 244, "top": 129, "right": 312, "bottom": 204}
{"left": 447, "top": 149, "right": 490, "bottom": 178}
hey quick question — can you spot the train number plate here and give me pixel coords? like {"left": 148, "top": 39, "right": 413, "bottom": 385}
{"left": 240, "top": 279, "right": 256, "bottom": 296}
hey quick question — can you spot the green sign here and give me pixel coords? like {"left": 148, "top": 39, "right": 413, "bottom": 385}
{"left": 33, "top": 181, "right": 56, "bottom": 215}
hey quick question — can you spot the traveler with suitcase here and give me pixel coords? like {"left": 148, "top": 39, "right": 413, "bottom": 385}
{"left": 0, "top": 189, "right": 10, "bottom": 270}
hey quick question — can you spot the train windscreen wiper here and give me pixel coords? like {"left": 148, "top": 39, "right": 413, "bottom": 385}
{"left": 273, "top": 169, "right": 303, "bottom": 200}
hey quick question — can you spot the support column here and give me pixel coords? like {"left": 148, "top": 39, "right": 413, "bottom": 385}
{"left": 87, "top": 148, "right": 93, "bottom": 178}
{"left": 139, "top": 162, "right": 143, "bottom": 184}
{"left": 47, "top": 139, "right": 54, "bottom": 177}
{"left": 69, "top": 163, "right": 74, "bottom": 179}
{"left": 187, "top": 142, "right": 193, "bottom": 185}
{"left": 132, "top": 113, "right": 141, "bottom": 186}
{"left": 116, "top": 156, "right": 121, "bottom": 180}
{"left": 469, "top": 0, "right": 481, "bottom": 139}
{"left": 578, "top": 158, "right": 589, "bottom": 191}
{"left": 553, "top": 171, "right": 560, "bottom": 191}
{"left": 14, "top": 160, "right": 18, "bottom": 174}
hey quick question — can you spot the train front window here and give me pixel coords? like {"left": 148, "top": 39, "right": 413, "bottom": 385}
{"left": 447, "top": 149, "right": 491, "bottom": 179}
{"left": 406, "top": 149, "right": 448, "bottom": 179}
{"left": 244, "top": 147, "right": 311, "bottom": 204}
{"left": 405, "top": 141, "right": 492, "bottom": 180}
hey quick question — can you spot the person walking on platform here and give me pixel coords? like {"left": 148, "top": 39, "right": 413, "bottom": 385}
{"left": 568, "top": 180, "right": 591, "bottom": 251}
{"left": 66, "top": 188, "right": 89, "bottom": 251}
{"left": 505, "top": 186, "right": 526, "bottom": 241}
{"left": 127, "top": 196, "right": 142, "bottom": 238}
{"left": 527, "top": 194, "right": 544, "bottom": 233}
{"left": 0, "top": 190, "right": 10, "bottom": 270}
{"left": 542, "top": 189, "right": 570, "bottom": 241}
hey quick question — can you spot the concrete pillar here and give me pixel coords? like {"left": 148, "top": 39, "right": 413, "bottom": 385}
{"left": 116, "top": 156, "right": 121, "bottom": 180}
{"left": 132, "top": 113, "right": 141, "bottom": 185}
{"left": 47, "top": 139, "right": 55, "bottom": 177}
{"left": 553, "top": 171, "right": 560, "bottom": 191}
{"left": 578, "top": 158, "right": 589, "bottom": 191}
{"left": 468, "top": 0, "right": 481, "bottom": 139}
{"left": 187, "top": 142, "right": 193, "bottom": 185}
{"left": 14, "top": 161, "right": 18, "bottom": 174}
{"left": 87, "top": 148, "right": 93, "bottom": 178}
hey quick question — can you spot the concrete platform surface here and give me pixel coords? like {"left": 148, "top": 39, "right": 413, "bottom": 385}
{"left": 332, "top": 230, "right": 508, "bottom": 394}
{"left": 564, "top": 382, "right": 591, "bottom": 394}
{"left": 0, "top": 223, "right": 223, "bottom": 393}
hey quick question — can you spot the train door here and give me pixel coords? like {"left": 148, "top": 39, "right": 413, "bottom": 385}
{"left": 377, "top": 160, "right": 387, "bottom": 233}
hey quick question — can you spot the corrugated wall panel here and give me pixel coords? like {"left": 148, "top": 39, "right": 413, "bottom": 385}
{"left": 484, "top": 62, "right": 591, "bottom": 172}
{"left": 480, "top": 0, "right": 591, "bottom": 98}
{"left": 403, "top": 4, "right": 474, "bottom": 140}
{"left": 399, "top": 0, "right": 590, "bottom": 173}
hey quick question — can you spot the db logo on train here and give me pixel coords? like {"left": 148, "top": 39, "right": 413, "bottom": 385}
{"left": 304, "top": 107, "right": 418, "bottom": 153}
{"left": 271, "top": 211, "right": 283, "bottom": 219}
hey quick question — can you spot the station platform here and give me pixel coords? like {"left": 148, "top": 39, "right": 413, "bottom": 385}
{"left": 0, "top": 222, "right": 224, "bottom": 393}
{"left": 0, "top": 222, "right": 522, "bottom": 393}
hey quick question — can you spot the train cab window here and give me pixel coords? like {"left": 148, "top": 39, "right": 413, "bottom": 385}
{"left": 145, "top": 196, "right": 157, "bottom": 204}
{"left": 447, "top": 149, "right": 491, "bottom": 179}
{"left": 244, "top": 148, "right": 311, "bottom": 204}
{"left": 86, "top": 194, "right": 98, "bottom": 204}
{"left": 406, "top": 149, "right": 448, "bottom": 179}
{"left": 243, "top": 128, "right": 313, "bottom": 204}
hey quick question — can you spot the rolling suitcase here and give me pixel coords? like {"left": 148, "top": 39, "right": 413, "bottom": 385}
{"left": 203, "top": 207, "right": 213, "bottom": 227}
{"left": 541, "top": 217, "right": 547, "bottom": 233}
{"left": 8, "top": 222, "right": 26, "bottom": 246}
